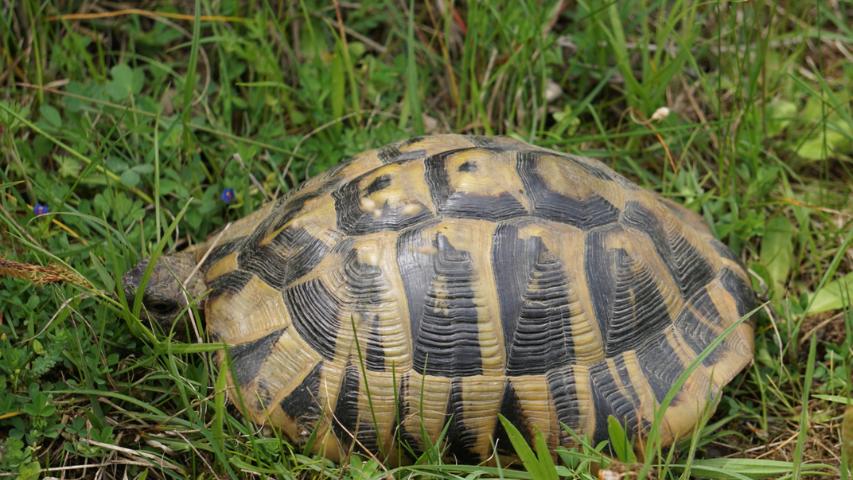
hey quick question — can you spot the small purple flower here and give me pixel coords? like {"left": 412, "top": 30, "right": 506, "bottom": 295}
{"left": 220, "top": 188, "right": 235, "bottom": 204}
{"left": 33, "top": 202, "right": 49, "bottom": 216}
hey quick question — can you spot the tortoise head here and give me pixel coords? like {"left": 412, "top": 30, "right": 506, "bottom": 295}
{"left": 122, "top": 251, "right": 207, "bottom": 330}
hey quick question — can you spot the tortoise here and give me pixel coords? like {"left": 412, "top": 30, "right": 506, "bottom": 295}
{"left": 123, "top": 134, "right": 755, "bottom": 463}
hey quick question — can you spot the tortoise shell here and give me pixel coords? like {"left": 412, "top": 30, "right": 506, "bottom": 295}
{"left": 198, "top": 134, "right": 755, "bottom": 462}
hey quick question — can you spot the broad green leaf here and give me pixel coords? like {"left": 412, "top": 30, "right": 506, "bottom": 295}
{"left": 132, "top": 164, "right": 154, "bottom": 175}
{"left": 106, "top": 63, "right": 144, "bottom": 100}
{"left": 18, "top": 461, "right": 41, "bottom": 480}
{"left": 767, "top": 99, "right": 796, "bottom": 137}
{"left": 533, "top": 430, "right": 559, "bottom": 480}
{"left": 108, "top": 64, "right": 133, "bottom": 97}
{"left": 797, "top": 130, "right": 849, "bottom": 161}
{"left": 38, "top": 104, "right": 61, "bottom": 128}
{"left": 806, "top": 271, "right": 853, "bottom": 315}
{"left": 120, "top": 169, "right": 141, "bottom": 188}
{"left": 801, "top": 96, "right": 825, "bottom": 123}
{"left": 607, "top": 415, "right": 636, "bottom": 463}
{"left": 57, "top": 156, "right": 83, "bottom": 178}
{"left": 760, "top": 215, "right": 794, "bottom": 297}
{"left": 497, "top": 415, "right": 548, "bottom": 479}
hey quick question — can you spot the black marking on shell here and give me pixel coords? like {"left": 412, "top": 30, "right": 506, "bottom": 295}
{"left": 585, "top": 230, "right": 673, "bottom": 356}
{"left": 674, "top": 307, "right": 707, "bottom": 362}
{"left": 467, "top": 135, "right": 517, "bottom": 151}
{"left": 636, "top": 335, "right": 685, "bottom": 403}
{"left": 201, "top": 238, "right": 244, "bottom": 272}
{"left": 279, "top": 362, "right": 323, "bottom": 429}
{"left": 468, "top": 135, "right": 496, "bottom": 147}
{"left": 355, "top": 421, "right": 379, "bottom": 456}
{"left": 205, "top": 222, "right": 329, "bottom": 300}
{"left": 547, "top": 365, "right": 581, "bottom": 437}
{"left": 365, "top": 175, "right": 391, "bottom": 195}
{"left": 284, "top": 279, "right": 341, "bottom": 361}
{"left": 498, "top": 233, "right": 574, "bottom": 375}
{"left": 378, "top": 144, "right": 403, "bottom": 163}
{"left": 493, "top": 381, "right": 532, "bottom": 455}
{"left": 273, "top": 227, "right": 329, "bottom": 285}
{"left": 607, "top": 249, "right": 672, "bottom": 355}
{"left": 237, "top": 227, "right": 328, "bottom": 291}
{"left": 377, "top": 143, "right": 428, "bottom": 164}
{"left": 208, "top": 269, "right": 253, "bottom": 298}
{"left": 511, "top": 247, "right": 574, "bottom": 374}
{"left": 621, "top": 201, "right": 715, "bottom": 301}
{"left": 585, "top": 229, "right": 613, "bottom": 339}
{"left": 270, "top": 189, "right": 325, "bottom": 233}
{"left": 692, "top": 285, "right": 724, "bottom": 321}
{"left": 332, "top": 177, "right": 433, "bottom": 236}
{"left": 445, "top": 378, "right": 479, "bottom": 463}
{"left": 676, "top": 288, "right": 725, "bottom": 365}
{"left": 331, "top": 237, "right": 355, "bottom": 255}
{"left": 422, "top": 152, "right": 453, "bottom": 204}
{"left": 438, "top": 189, "right": 525, "bottom": 221}
{"left": 332, "top": 363, "right": 360, "bottom": 448}
{"left": 229, "top": 328, "right": 286, "bottom": 386}
{"left": 492, "top": 224, "right": 528, "bottom": 365}
{"left": 517, "top": 151, "right": 620, "bottom": 229}
{"left": 407, "top": 233, "right": 483, "bottom": 377}
{"left": 339, "top": 248, "right": 384, "bottom": 299}
{"left": 365, "top": 316, "right": 386, "bottom": 372}
{"left": 236, "top": 245, "right": 290, "bottom": 289}
{"left": 720, "top": 268, "right": 757, "bottom": 318}
{"left": 203, "top": 198, "right": 288, "bottom": 295}
{"left": 710, "top": 239, "right": 738, "bottom": 262}
{"left": 425, "top": 151, "right": 527, "bottom": 221}
{"left": 458, "top": 161, "right": 477, "bottom": 172}
{"left": 396, "top": 226, "right": 432, "bottom": 358}
{"left": 423, "top": 150, "right": 461, "bottom": 209}
{"left": 338, "top": 249, "right": 388, "bottom": 371}
{"left": 590, "top": 361, "right": 639, "bottom": 444}
{"left": 401, "top": 136, "right": 425, "bottom": 146}
{"left": 613, "top": 354, "right": 643, "bottom": 416}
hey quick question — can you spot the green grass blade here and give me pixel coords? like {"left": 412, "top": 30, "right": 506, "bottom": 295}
{"left": 497, "top": 415, "right": 552, "bottom": 480}
{"left": 792, "top": 334, "right": 818, "bottom": 478}
{"left": 181, "top": 0, "right": 202, "bottom": 131}
{"left": 607, "top": 414, "right": 636, "bottom": 463}
{"left": 402, "top": 0, "right": 423, "bottom": 133}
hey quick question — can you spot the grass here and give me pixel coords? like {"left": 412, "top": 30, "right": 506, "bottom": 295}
{"left": 0, "top": 0, "right": 851, "bottom": 478}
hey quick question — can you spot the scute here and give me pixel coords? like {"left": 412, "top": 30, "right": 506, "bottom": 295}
{"left": 198, "top": 134, "right": 755, "bottom": 464}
